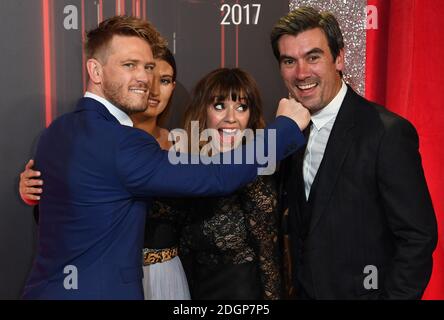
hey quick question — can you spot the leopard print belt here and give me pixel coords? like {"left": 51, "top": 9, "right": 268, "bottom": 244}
{"left": 143, "top": 247, "right": 178, "bottom": 266}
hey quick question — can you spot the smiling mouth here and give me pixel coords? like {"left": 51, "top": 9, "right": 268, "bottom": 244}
{"left": 219, "top": 128, "right": 239, "bottom": 135}
{"left": 147, "top": 98, "right": 160, "bottom": 107}
{"left": 129, "top": 88, "right": 148, "bottom": 95}
{"left": 296, "top": 82, "right": 318, "bottom": 91}
{"left": 218, "top": 128, "right": 241, "bottom": 143}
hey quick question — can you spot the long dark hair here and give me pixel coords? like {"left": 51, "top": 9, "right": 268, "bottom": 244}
{"left": 155, "top": 47, "right": 177, "bottom": 126}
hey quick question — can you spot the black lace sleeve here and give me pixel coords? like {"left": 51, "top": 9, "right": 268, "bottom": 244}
{"left": 240, "top": 175, "right": 282, "bottom": 300}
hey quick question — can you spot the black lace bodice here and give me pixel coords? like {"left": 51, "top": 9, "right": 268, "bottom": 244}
{"left": 179, "top": 175, "right": 282, "bottom": 300}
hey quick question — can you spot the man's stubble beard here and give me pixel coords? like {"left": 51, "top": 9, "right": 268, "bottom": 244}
{"left": 103, "top": 80, "right": 148, "bottom": 115}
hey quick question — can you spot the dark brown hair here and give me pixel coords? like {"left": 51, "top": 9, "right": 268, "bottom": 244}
{"left": 154, "top": 47, "right": 177, "bottom": 127}
{"left": 270, "top": 6, "right": 344, "bottom": 63}
{"left": 182, "top": 68, "right": 265, "bottom": 151}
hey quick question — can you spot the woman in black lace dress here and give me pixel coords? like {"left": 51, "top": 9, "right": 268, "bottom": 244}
{"left": 178, "top": 68, "right": 282, "bottom": 300}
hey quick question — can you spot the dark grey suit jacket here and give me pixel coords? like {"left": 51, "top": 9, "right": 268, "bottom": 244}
{"left": 279, "top": 86, "right": 437, "bottom": 299}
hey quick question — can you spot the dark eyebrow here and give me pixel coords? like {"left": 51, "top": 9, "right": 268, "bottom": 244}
{"left": 279, "top": 55, "right": 294, "bottom": 63}
{"left": 279, "top": 48, "right": 325, "bottom": 63}
{"left": 121, "top": 59, "right": 155, "bottom": 68}
{"left": 305, "top": 48, "right": 324, "bottom": 56}
{"left": 121, "top": 59, "right": 139, "bottom": 64}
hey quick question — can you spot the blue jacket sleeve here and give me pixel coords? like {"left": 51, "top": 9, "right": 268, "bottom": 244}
{"left": 116, "top": 116, "right": 305, "bottom": 198}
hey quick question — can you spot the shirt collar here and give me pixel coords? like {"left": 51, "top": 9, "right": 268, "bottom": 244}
{"left": 311, "top": 81, "right": 347, "bottom": 131}
{"left": 84, "top": 91, "right": 133, "bottom": 127}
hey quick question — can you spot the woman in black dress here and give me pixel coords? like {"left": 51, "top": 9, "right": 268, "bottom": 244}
{"left": 178, "top": 68, "right": 282, "bottom": 300}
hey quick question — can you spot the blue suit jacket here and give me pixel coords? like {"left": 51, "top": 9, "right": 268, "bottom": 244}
{"left": 22, "top": 97, "right": 304, "bottom": 299}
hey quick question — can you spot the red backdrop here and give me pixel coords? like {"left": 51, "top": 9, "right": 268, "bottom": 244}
{"left": 366, "top": 0, "right": 444, "bottom": 299}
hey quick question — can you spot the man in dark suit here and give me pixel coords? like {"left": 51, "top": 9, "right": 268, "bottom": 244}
{"left": 271, "top": 7, "right": 437, "bottom": 299}
{"left": 22, "top": 16, "right": 310, "bottom": 299}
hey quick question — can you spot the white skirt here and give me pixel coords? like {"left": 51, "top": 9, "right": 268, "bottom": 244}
{"left": 142, "top": 256, "right": 191, "bottom": 300}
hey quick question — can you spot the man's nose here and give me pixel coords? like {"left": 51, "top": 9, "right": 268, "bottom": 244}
{"left": 135, "top": 66, "right": 150, "bottom": 85}
{"left": 295, "top": 61, "right": 311, "bottom": 80}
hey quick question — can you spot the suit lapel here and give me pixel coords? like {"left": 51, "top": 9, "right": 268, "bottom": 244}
{"left": 294, "top": 145, "right": 307, "bottom": 225}
{"left": 307, "top": 87, "right": 357, "bottom": 235}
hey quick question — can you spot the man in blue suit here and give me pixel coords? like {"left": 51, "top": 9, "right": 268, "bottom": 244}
{"left": 22, "top": 16, "right": 310, "bottom": 299}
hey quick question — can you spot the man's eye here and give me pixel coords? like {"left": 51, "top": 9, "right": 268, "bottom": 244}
{"left": 213, "top": 102, "right": 224, "bottom": 110}
{"left": 282, "top": 59, "right": 294, "bottom": 65}
{"left": 236, "top": 104, "right": 249, "bottom": 112}
{"left": 308, "top": 55, "right": 320, "bottom": 63}
{"left": 145, "top": 65, "right": 155, "bottom": 71}
{"left": 124, "top": 63, "right": 135, "bottom": 68}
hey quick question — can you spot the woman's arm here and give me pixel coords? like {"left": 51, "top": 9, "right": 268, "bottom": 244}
{"left": 241, "top": 175, "right": 282, "bottom": 300}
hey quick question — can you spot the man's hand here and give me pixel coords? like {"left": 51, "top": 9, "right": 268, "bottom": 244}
{"left": 19, "top": 159, "right": 43, "bottom": 206}
{"left": 276, "top": 98, "right": 311, "bottom": 131}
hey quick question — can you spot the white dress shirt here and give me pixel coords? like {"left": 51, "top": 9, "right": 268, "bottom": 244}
{"left": 84, "top": 91, "right": 134, "bottom": 127}
{"left": 303, "top": 81, "right": 347, "bottom": 200}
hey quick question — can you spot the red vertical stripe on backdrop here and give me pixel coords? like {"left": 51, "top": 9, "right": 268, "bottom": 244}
{"left": 116, "top": 0, "right": 125, "bottom": 15}
{"left": 121, "top": 0, "right": 126, "bottom": 15}
{"left": 220, "top": 0, "right": 225, "bottom": 68}
{"left": 142, "top": 0, "right": 147, "bottom": 20}
{"left": 136, "top": 0, "right": 141, "bottom": 18}
{"left": 81, "top": 0, "right": 86, "bottom": 93}
{"left": 365, "top": 0, "right": 444, "bottom": 299}
{"left": 98, "top": 0, "right": 103, "bottom": 23}
{"left": 133, "top": 0, "right": 141, "bottom": 17}
{"left": 50, "top": 0, "right": 56, "bottom": 121}
{"left": 42, "top": 0, "right": 53, "bottom": 127}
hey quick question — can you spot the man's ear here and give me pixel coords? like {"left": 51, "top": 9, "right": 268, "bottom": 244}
{"left": 86, "top": 58, "right": 103, "bottom": 84}
{"left": 335, "top": 48, "right": 345, "bottom": 72}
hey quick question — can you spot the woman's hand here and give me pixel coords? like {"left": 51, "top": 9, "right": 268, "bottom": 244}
{"left": 19, "top": 159, "right": 43, "bottom": 206}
